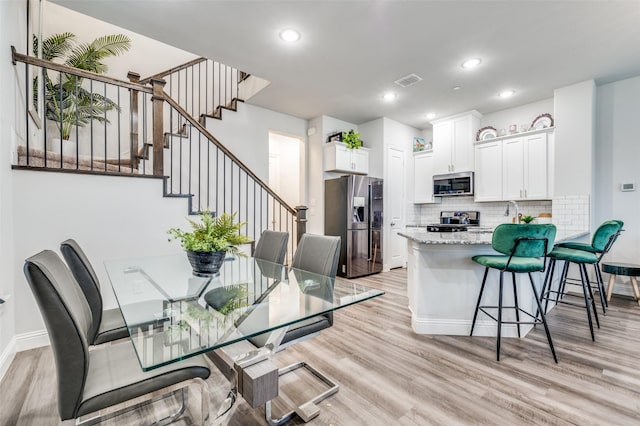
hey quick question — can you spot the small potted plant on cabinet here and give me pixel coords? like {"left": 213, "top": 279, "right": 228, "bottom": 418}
{"left": 168, "top": 212, "right": 250, "bottom": 275}
{"left": 342, "top": 129, "right": 362, "bottom": 149}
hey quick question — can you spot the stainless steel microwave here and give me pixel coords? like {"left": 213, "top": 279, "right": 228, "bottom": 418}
{"left": 433, "top": 171, "right": 474, "bottom": 196}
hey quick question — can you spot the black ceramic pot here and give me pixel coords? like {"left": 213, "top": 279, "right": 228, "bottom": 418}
{"left": 186, "top": 250, "right": 226, "bottom": 275}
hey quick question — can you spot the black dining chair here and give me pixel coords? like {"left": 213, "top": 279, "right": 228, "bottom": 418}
{"left": 60, "top": 239, "right": 129, "bottom": 345}
{"left": 23, "top": 250, "right": 211, "bottom": 425}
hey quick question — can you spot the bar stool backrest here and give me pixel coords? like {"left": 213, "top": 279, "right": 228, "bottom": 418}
{"left": 492, "top": 224, "right": 557, "bottom": 258}
{"left": 592, "top": 220, "right": 623, "bottom": 253}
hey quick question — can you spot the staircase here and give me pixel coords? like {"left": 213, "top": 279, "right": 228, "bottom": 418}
{"left": 11, "top": 48, "right": 304, "bottom": 257}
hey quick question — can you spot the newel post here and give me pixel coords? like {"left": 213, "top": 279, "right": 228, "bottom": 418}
{"left": 127, "top": 71, "right": 140, "bottom": 170}
{"left": 295, "top": 206, "right": 308, "bottom": 243}
{"left": 150, "top": 78, "right": 166, "bottom": 176}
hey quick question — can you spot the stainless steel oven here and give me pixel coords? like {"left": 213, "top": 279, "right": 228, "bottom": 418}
{"left": 433, "top": 171, "right": 474, "bottom": 197}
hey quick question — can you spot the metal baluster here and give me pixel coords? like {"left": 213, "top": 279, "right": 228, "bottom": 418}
{"left": 206, "top": 134, "right": 210, "bottom": 210}
{"left": 117, "top": 87, "right": 121, "bottom": 172}
{"left": 215, "top": 147, "right": 219, "bottom": 214}
{"left": 223, "top": 154, "right": 226, "bottom": 214}
{"left": 90, "top": 80, "right": 94, "bottom": 170}
{"left": 58, "top": 71, "right": 63, "bottom": 168}
{"left": 179, "top": 108, "right": 183, "bottom": 193}
{"left": 142, "top": 92, "right": 147, "bottom": 174}
{"left": 205, "top": 60, "right": 208, "bottom": 117}
{"left": 169, "top": 104, "right": 173, "bottom": 194}
{"left": 198, "top": 131, "right": 201, "bottom": 211}
{"left": 104, "top": 82, "right": 108, "bottom": 172}
{"left": 74, "top": 74, "right": 79, "bottom": 169}
{"left": 41, "top": 66, "right": 46, "bottom": 167}
{"left": 230, "top": 161, "right": 234, "bottom": 215}
{"left": 188, "top": 117, "right": 192, "bottom": 199}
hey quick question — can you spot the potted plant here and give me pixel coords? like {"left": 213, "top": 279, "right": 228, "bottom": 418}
{"left": 34, "top": 32, "right": 131, "bottom": 150}
{"left": 168, "top": 212, "right": 250, "bottom": 275}
{"left": 342, "top": 129, "right": 362, "bottom": 149}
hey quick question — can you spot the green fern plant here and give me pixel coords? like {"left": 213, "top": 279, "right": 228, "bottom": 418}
{"left": 34, "top": 32, "right": 131, "bottom": 139}
{"left": 167, "top": 212, "right": 251, "bottom": 255}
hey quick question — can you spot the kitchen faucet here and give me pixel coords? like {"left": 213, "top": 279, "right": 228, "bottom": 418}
{"left": 505, "top": 200, "right": 519, "bottom": 223}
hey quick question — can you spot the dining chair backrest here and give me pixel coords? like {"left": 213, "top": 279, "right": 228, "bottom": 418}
{"left": 492, "top": 224, "right": 557, "bottom": 258}
{"left": 60, "top": 239, "right": 103, "bottom": 342}
{"left": 291, "top": 233, "right": 341, "bottom": 278}
{"left": 592, "top": 220, "right": 623, "bottom": 253}
{"left": 253, "top": 230, "right": 289, "bottom": 264}
{"left": 24, "top": 250, "right": 91, "bottom": 420}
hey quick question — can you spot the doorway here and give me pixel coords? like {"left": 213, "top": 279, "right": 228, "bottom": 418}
{"left": 268, "top": 132, "right": 303, "bottom": 235}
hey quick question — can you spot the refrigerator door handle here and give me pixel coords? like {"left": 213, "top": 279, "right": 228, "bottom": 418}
{"left": 367, "top": 183, "right": 372, "bottom": 261}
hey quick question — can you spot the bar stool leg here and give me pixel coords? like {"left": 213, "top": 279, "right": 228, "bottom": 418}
{"left": 583, "top": 265, "right": 600, "bottom": 328}
{"left": 579, "top": 263, "right": 596, "bottom": 341}
{"left": 542, "top": 259, "right": 557, "bottom": 316}
{"left": 630, "top": 277, "right": 640, "bottom": 306}
{"left": 497, "top": 271, "right": 504, "bottom": 361}
{"left": 470, "top": 267, "right": 489, "bottom": 336}
{"left": 512, "top": 272, "right": 521, "bottom": 338}
{"left": 606, "top": 274, "right": 616, "bottom": 303}
{"left": 557, "top": 261, "right": 570, "bottom": 303}
{"left": 595, "top": 264, "right": 608, "bottom": 310}
{"left": 528, "top": 272, "right": 557, "bottom": 363}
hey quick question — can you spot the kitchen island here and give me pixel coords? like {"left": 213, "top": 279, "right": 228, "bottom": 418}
{"left": 399, "top": 228, "right": 588, "bottom": 337}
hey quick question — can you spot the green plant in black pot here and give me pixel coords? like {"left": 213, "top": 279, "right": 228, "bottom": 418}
{"left": 342, "top": 129, "right": 362, "bottom": 149}
{"left": 168, "top": 212, "right": 250, "bottom": 275}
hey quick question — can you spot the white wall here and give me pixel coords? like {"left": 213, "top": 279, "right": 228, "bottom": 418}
{"left": 12, "top": 170, "right": 190, "bottom": 339}
{"left": 44, "top": 2, "right": 198, "bottom": 81}
{"left": 305, "top": 115, "right": 359, "bottom": 233}
{"left": 554, "top": 80, "right": 595, "bottom": 197}
{"left": 204, "top": 102, "right": 308, "bottom": 184}
{"left": 480, "top": 98, "right": 554, "bottom": 135}
{"left": 269, "top": 132, "right": 301, "bottom": 207}
{"left": 0, "top": 0, "right": 26, "bottom": 380}
{"left": 595, "top": 76, "right": 640, "bottom": 283}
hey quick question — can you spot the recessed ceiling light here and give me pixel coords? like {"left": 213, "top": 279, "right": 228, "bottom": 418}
{"left": 498, "top": 90, "right": 516, "bottom": 98}
{"left": 279, "top": 29, "right": 300, "bottom": 42}
{"left": 426, "top": 112, "right": 437, "bottom": 119}
{"left": 452, "top": 86, "right": 462, "bottom": 91}
{"left": 461, "top": 58, "right": 482, "bottom": 69}
{"left": 383, "top": 92, "right": 397, "bottom": 101}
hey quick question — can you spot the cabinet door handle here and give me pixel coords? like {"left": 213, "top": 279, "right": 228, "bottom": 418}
{"left": 524, "top": 189, "right": 527, "bottom": 198}
{"left": 520, "top": 189, "right": 523, "bottom": 198}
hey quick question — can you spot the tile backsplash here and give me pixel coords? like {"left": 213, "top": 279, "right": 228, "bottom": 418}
{"left": 551, "top": 195, "right": 590, "bottom": 235}
{"left": 407, "top": 195, "right": 591, "bottom": 235}
{"left": 408, "top": 196, "right": 552, "bottom": 228}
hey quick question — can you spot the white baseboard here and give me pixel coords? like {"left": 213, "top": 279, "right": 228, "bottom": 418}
{"left": 0, "top": 337, "right": 17, "bottom": 383}
{"left": 411, "top": 314, "right": 533, "bottom": 338}
{"left": 15, "top": 329, "right": 49, "bottom": 352}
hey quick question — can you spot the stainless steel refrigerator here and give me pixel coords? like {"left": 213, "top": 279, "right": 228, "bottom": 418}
{"left": 325, "top": 175, "right": 383, "bottom": 278}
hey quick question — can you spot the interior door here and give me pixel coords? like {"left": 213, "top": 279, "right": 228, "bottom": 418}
{"left": 387, "top": 147, "right": 405, "bottom": 269}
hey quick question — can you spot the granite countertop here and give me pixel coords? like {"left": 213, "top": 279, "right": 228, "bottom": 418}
{"left": 399, "top": 229, "right": 589, "bottom": 246}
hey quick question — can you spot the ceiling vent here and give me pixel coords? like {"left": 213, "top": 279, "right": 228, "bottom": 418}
{"left": 394, "top": 73, "right": 423, "bottom": 88}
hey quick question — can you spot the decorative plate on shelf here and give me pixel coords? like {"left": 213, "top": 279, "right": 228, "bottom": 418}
{"left": 476, "top": 126, "right": 498, "bottom": 141}
{"left": 531, "top": 113, "right": 554, "bottom": 130}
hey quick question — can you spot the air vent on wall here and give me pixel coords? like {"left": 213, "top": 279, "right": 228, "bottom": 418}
{"left": 394, "top": 73, "right": 423, "bottom": 88}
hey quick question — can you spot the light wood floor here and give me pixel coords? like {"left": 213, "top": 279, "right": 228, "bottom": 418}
{"left": 2, "top": 268, "right": 640, "bottom": 425}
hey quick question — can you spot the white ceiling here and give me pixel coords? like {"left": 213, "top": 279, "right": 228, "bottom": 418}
{"left": 53, "top": 0, "right": 640, "bottom": 130}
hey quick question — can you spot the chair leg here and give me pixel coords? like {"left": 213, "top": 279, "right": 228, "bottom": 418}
{"left": 583, "top": 264, "right": 600, "bottom": 329}
{"left": 470, "top": 267, "right": 489, "bottom": 336}
{"left": 542, "top": 259, "right": 557, "bottom": 316}
{"left": 496, "top": 271, "right": 504, "bottom": 361}
{"left": 594, "top": 263, "right": 608, "bottom": 313}
{"left": 557, "top": 261, "right": 570, "bottom": 303}
{"left": 512, "top": 272, "right": 521, "bottom": 338}
{"left": 528, "top": 273, "right": 558, "bottom": 363}
{"left": 578, "top": 263, "right": 596, "bottom": 341}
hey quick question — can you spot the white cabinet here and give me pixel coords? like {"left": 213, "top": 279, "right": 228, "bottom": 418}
{"left": 413, "top": 151, "right": 435, "bottom": 203}
{"left": 474, "top": 141, "right": 502, "bottom": 201}
{"left": 432, "top": 111, "right": 481, "bottom": 174}
{"left": 324, "top": 142, "right": 369, "bottom": 175}
{"left": 502, "top": 133, "right": 549, "bottom": 200}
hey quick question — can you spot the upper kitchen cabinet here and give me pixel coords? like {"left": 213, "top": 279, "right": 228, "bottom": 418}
{"left": 431, "top": 111, "right": 481, "bottom": 174}
{"left": 324, "top": 141, "right": 369, "bottom": 175}
{"left": 502, "top": 131, "right": 550, "bottom": 200}
{"left": 474, "top": 140, "right": 502, "bottom": 201}
{"left": 413, "top": 151, "right": 435, "bottom": 203}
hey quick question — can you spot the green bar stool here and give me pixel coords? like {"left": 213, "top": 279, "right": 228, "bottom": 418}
{"left": 555, "top": 220, "right": 624, "bottom": 313}
{"left": 471, "top": 223, "right": 557, "bottom": 362}
{"left": 603, "top": 262, "right": 640, "bottom": 306}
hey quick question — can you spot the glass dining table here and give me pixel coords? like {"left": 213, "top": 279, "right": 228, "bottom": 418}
{"left": 104, "top": 253, "right": 385, "bottom": 372}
